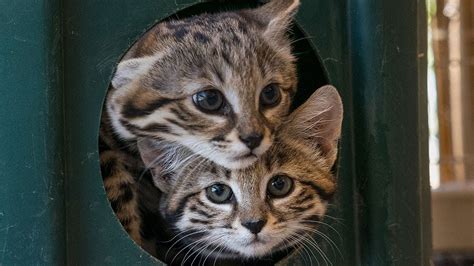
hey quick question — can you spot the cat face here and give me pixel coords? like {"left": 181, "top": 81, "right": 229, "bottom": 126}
{"left": 139, "top": 86, "right": 343, "bottom": 261}
{"left": 107, "top": 0, "right": 300, "bottom": 169}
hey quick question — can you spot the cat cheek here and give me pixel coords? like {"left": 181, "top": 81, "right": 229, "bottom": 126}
{"left": 261, "top": 108, "right": 287, "bottom": 128}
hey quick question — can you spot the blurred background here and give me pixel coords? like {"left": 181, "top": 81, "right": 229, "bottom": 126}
{"left": 427, "top": 0, "right": 474, "bottom": 265}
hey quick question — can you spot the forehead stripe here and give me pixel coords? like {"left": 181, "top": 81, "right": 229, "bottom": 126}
{"left": 224, "top": 169, "right": 232, "bottom": 179}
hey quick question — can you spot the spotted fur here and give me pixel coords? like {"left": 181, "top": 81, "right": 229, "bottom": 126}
{"left": 138, "top": 86, "right": 343, "bottom": 264}
{"left": 100, "top": 0, "right": 301, "bottom": 254}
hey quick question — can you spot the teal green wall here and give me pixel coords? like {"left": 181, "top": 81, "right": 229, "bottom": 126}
{"left": 350, "top": 1, "right": 431, "bottom": 265}
{"left": 0, "top": 1, "right": 65, "bottom": 264}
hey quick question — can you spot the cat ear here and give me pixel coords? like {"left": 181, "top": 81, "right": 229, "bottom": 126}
{"left": 251, "top": 0, "right": 300, "bottom": 39}
{"left": 284, "top": 85, "right": 343, "bottom": 166}
{"left": 137, "top": 138, "right": 174, "bottom": 193}
{"left": 111, "top": 56, "right": 155, "bottom": 89}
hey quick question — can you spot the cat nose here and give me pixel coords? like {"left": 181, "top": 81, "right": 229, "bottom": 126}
{"left": 241, "top": 219, "right": 267, "bottom": 234}
{"left": 239, "top": 133, "right": 263, "bottom": 150}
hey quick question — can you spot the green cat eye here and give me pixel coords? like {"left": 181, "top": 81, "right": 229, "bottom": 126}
{"left": 192, "top": 89, "right": 224, "bottom": 112}
{"left": 260, "top": 84, "right": 281, "bottom": 107}
{"left": 205, "top": 183, "right": 233, "bottom": 204}
{"left": 267, "top": 175, "right": 293, "bottom": 198}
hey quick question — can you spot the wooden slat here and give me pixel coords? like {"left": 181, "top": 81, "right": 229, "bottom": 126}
{"left": 460, "top": 0, "right": 474, "bottom": 180}
{"left": 432, "top": 0, "right": 456, "bottom": 182}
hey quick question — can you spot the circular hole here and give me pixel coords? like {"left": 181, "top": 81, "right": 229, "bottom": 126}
{"left": 99, "top": 1, "right": 330, "bottom": 264}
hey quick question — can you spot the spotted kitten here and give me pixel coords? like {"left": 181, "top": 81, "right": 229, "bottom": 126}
{"left": 100, "top": 0, "right": 300, "bottom": 250}
{"left": 138, "top": 86, "right": 343, "bottom": 264}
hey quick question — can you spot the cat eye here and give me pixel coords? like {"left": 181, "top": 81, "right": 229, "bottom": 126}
{"left": 267, "top": 175, "right": 293, "bottom": 198}
{"left": 205, "top": 184, "right": 233, "bottom": 204}
{"left": 260, "top": 84, "right": 281, "bottom": 107}
{"left": 192, "top": 89, "right": 224, "bottom": 112}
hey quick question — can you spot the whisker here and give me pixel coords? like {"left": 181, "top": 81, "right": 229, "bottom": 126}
{"left": 288, "top": 236, "right": 319, "bottom": 265}
{"left": 158, "top": 227, "right": 196, "bottom": 243}
{"left": 202, "top": 235, "right": 227, "bottom": 266}
{"left": 170, "top": 235, "right": 214, "bottom": 265}
{"left": 302, "top": 232, "right": 332, "bottom": 266}
{"left": 184, "top": 234, "right": 225, "bottom": 266}
{"left": 293, "top": 225, "right": 342, "bottom": 259}
{"left": 302, "top": 219, "right": 342, "bottom": 241}
{"left": 288, "top": 232, "right": 317, "bottom": 266}
{"left": 212, "top": 243, "right": 227, "bottom": 266}
{"left": 165, "top": 229, "right": 208, "bottom": 260}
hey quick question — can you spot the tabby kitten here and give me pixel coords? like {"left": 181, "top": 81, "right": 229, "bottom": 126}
{"left": 138, "top": 86, "right": 343, "bottom": 264}
{"left": 100, "top": 0, "right": 300, "bottom": 247}
{"left": 103, "top": 0, "right": 299, "bottom": 169}
{"left": 100, "top": 0, "right": 299, "bottom": 244}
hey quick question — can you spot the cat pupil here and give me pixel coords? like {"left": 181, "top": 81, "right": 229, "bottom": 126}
{"left": 212, "top": 184, "right": 225, "bottom": 195}
{"left": 192, "top": 89, "right": 224, "bottom": 111}
{"left": 206, "top": 184, "right": 233, "bottom": 203}
{"left": 260, "top": 84, "right": 280, "bottom": 105}
{"left": 268, "top": 175, "right": 293, "bottom": 197}
{"left": 273, "top": 178, "right": 285, "bottom": 190}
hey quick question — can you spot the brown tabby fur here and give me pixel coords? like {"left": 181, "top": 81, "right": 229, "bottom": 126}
{"left": 100, "top": 0, "right": 300, "bottom": 253}
{"left": 138, "top": 86, "right": 343, "bottom": 264}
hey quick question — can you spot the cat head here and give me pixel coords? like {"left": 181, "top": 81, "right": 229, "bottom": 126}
{"left": 138, "top": 85, "right": 343, "bottom": 260}
{"left": 107, "top": 0, "right": 300, "bottom": 169}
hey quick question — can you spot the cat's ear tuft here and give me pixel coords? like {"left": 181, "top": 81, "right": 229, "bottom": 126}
{"left": 137, "top": 138, "right": 173, "bottom": 193}
{"left": 111, "top": 57, "right": 155, "bottom": 89}
{"left": 251, "top": 0, "right": 300, "bottom": 39}
{"left": 284, "top": 85, "right": 343, "bottom": 166}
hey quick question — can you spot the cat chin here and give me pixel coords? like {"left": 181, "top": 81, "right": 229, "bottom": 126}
{"left": 220, "top": 239, "right": 279, "bottom": 258}
{"left": 201, "top": 245, "right": 276, "bottom": 260}
{"left": 234, "top": 245, "right": 275, "bottom": 258}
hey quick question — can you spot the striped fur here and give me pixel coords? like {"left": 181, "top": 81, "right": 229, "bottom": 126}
{"left": 138, "top": 86, "right": 343, "bottom": 264}
{"left": 104, "top": 0, "right": 300, "bottom": 169}
{"left": 100, "top": 0, "right": 301, "bottom": 256}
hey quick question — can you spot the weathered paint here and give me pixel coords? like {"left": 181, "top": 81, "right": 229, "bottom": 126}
{"left": 0, "top": 0, "right": 65, "bottom": 264}
{"left": 350, "top": 0, "right": 431, "bottom": 265}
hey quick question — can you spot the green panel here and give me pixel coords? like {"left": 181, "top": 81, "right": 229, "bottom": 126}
{"left": 288, "top": 1, "right": 360, "bottom": 265}
{"left": 350, "top": 0, "right": 431, "bottom": 265}
{"left": 0, "top": 0, "right": 65, "bottom": 264}
{"left": 63, "top": 1, "right": 177, "bottom": 264}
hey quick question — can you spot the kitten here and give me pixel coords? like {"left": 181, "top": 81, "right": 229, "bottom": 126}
{"left": 138, "top": 86, "right": 343, "bottom": 264}
{"left": 103, "top": 0, "right": 299, "bottom": 169}
{"left": 100, "top": 0, "right": 300, "bottom": 246}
